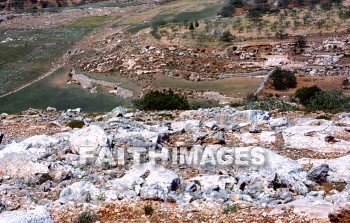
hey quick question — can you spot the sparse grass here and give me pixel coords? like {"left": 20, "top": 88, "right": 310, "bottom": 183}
{"left": 223, "top": 204, "right": 238, "bottom": 214}
{"left": 74, "top": 211, "right": 99, "bottom": 223}
{"left": 121, "top": 0, "right": 224, "bottom": 34}
{"left": 0, "top": 27, "right": 92, "bottom": 95}
{"left": 65, "top": 16, "right": 115, "bottom": 27}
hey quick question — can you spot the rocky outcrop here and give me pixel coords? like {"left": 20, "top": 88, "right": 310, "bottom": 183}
{"left": 0, "top": 106, "right": 349, "bottom": 222}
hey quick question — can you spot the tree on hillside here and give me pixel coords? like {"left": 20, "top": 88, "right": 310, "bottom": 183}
{"left": 270, "top": 68, "right": 297, "bottom": 90}
{"left": 220, "top": 30, "right": 235, "bottom": 42}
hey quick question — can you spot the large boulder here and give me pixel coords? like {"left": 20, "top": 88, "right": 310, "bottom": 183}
{"left": 106, "top": 163, "right": 179, "bottom": 200}
{"left": 0, "top": 206, "right": 54, "bottom": 223}
{"left": 69, "top": 125, "right": 107, "bottom": 155}
{"left": 0, "top": 153, "right": 48, "bottom": 178}
{"left": 283, "top": 124, "right": 350, "bottom": 153}
{"left": 326, "top": 155, "right": 350, "bottom": 183}
{"left": 0, "top": 135, "right": 58, "bottom": 159}
{"left": 59, "top": 181, "right": 101, "bottom": 203}
{"left": 307, "top": 164, "right": 330, "bottom": 183}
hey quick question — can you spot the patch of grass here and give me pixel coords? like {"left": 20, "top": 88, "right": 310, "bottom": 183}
{"left": 143, "top": 204, "right": 154, "bottom": 216}
{"left": 67, "top": 120, "right": 85, "bottom": 128}
{"left": 223, "top": 204, "right": 238, "bottom": 214}
{"left": 0, "top": 27, "right": 92, "bottom": 95}
{"left": 74, "top": 211, "right": 99, "bottom": 223}
{"left": 65, "top": 16, "right": 115, "bottom": 27}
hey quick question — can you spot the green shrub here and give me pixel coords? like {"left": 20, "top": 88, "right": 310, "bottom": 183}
{"left": 307, "top": 90, "right": 350, "bottom": 112}
{"left": 144, "top": 204, "right": 154, "bottom": 216}
{"left": 246, "top": 93, "right": 258, "bottom": 103}
{"left": 67, "top": 120, "right": 85, "bottom": 128}
{"left": 270, "top": 68, "right": 297, "bottom": 90}
{"left": 134, "top": 90, "right": 190, "bottom": 111}
{"left": 244, "top": 99, "right": 296, "bottom": 111}
{"left": 316, "top": 115, "right": 332, "bottom": 120}
{"left": 74, "top": 211, "right": 99, "bottom": 223}
{"left": 294, "top": 86, "right": 322, "bottom": 105}
{"left": 223, "top": 204, "right": 237, "bottom": 214}
{"left": 220, "top": 30, "right": 235, "bottom": 42}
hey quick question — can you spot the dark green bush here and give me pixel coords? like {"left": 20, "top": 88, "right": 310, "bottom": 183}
{"left": 67, "top": 120, "right": 85, "bottom": 128}
{"left": 270, "top": 68, "right": 297, "bottom": 90}
{"left": 246, "top": 93, "right": 258, "bottom": 103}
{"left": 144, "top": 204, "right": 154, "bottom": 216}
{"left": 74, "top": 211, "right": 99, "bottom": 223}
{"left": 220, "top": 30, "right": 235, "bottom": 42}
{"left": 307, "top": 90, "right": 350, "bottom": 112}
{"left": 294, "top": 86, "right": 322, "bottom": 105}
{"left": 134, "top": 90, "right": 190, "bottom": 111}
{"left": 316, "top": 115, "right": 332, "bottom": 120}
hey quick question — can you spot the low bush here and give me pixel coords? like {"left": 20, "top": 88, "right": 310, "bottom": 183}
{"left": 134, "top": 90, "right": 190, "bottom": 111}
{"left": 74, "top": 211, "right": 99, "bottom": 223}
{"left": 220, "top": 30, "right": 235, "bottom": 42}
{"left": 223, "top": 204, "right": 238, "bottom": 214}
{"left": 244, "top": 99, "right": 296, "bottom": 111}
{"left": 270, "top": 68, "right": 297, "bottom": 90}
{"left": 144, "top": 204, "right": 154, "bottom": 216}
{"left": 294, "top": 86, "right": 322, "bottom": 105}
{"left": 307, "top": 90, "right": 350, "bottom": 112}
{"left": 67, "top": 120, "right": 85, "bottom": 128}
{"left": 316, "top": 115, "right": 332, "bottom": 120}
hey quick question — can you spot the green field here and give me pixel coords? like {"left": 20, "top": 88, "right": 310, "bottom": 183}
{"left": 154, "top": 76, "right": 262, "bottom": 97}
{"left": 123, "top": 0, "right": 225, "bottom": 33}
{"left": 0, "top": 68, "right": 137, "bottom": 113}
{"left": 0, "top": 27, "right": 93, "bottom": 95}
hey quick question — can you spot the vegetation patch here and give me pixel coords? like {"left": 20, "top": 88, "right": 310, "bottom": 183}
{"left": 295, "top": 86, "right": 322, "bottom": 105}
{"left": 65, "top": 16, "right": 115, "bottom": 27}
{"left": 134, "top": 90, "right": 190, "bottom": 111}
{"left": 67, "top": 120, "right": 85, "bottom": 128}
{"left": 270, "top": 68, "right": 297, "bottom": 90}
{"left": 74, "top": 211, "right": 99, "bottom": 223}
{"left": 143, "top": 204, "right": 154, "bottom": 216}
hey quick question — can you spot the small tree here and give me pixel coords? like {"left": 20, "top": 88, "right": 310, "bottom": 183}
{"left": 189, "top": 22, "right": 195, "bottom": 31}
{"left": 134, "top": 90, "right": 190, "bottom": 111}
{"left": 270, "top": 68, "right": 297, "bottom": 90}
{"left": 295, "top": 35, "right": 306, "bottom": 48}
{"left": 194, "top": 21, "right": 199, "bottom": 27}
{"left": 295, "top": 86, "right": 322, "bottom": 105}
{"left": 220, "top": 30, "right": 235, "bottom": 42}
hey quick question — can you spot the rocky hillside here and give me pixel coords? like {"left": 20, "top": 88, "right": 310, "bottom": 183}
{"left": 0, "top": 106, "right": 350, "bottom": 222}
